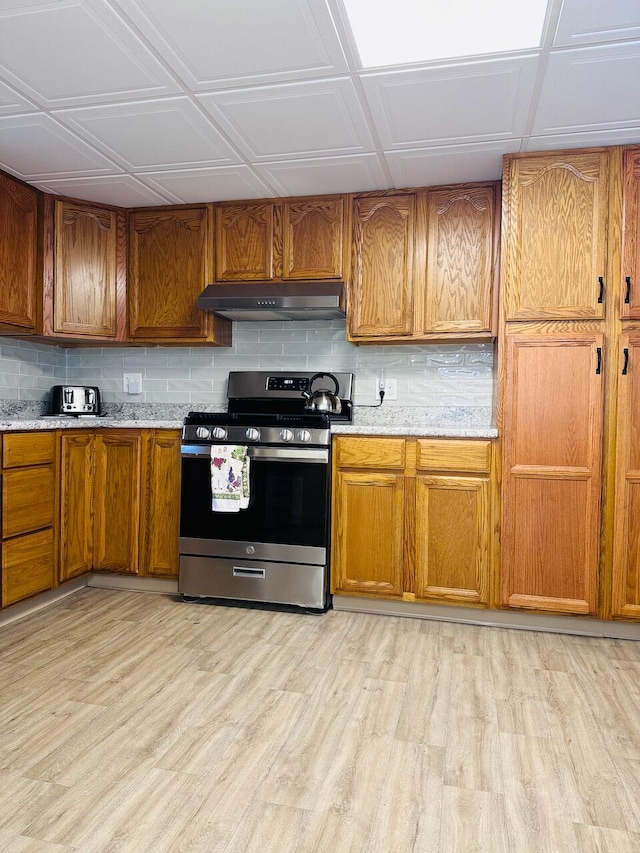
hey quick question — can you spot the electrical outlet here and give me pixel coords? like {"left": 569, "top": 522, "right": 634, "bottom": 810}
{"left": 123, "top": 373, "right": 142, "bottom": 395}
{"left": 383, "top": 378, "right": 398, "bottom": 400}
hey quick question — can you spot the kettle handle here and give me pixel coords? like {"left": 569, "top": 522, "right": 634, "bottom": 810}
{"left": 308, "top": 372, "right": 340, "bottom": 396}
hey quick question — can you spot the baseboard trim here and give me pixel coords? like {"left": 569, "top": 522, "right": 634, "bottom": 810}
{"left": 0, "top": 578, "right": 87, "bottom": 628}
{"left": 331, "top": 595, "right": 640, "bottom": 640}
{"left": 87, "top": 573, "right": 178, "bottom": 595}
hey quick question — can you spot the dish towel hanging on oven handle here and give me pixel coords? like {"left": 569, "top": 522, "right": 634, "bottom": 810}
{"left": 210, "top": 445, "right": 250, "bottom": 512}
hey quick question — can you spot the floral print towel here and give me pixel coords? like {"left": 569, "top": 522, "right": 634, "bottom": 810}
{"left": 210, "top": 445, "right": 250, "bottom": 512}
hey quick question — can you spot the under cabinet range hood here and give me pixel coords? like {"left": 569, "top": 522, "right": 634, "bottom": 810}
{"left": 197, "top": 282, "right": 346, "bottom": 321}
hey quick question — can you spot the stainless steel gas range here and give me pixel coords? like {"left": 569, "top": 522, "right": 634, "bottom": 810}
{"left": 179, "top": 371, "right": 354, "bottom": 612}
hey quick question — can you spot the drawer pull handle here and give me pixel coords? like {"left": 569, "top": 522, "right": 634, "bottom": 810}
{"left": 233, "top": 567, "right": 266, "bottom": 579}
{"left": 622, "top": 347, "right": 629, "bottom": 376}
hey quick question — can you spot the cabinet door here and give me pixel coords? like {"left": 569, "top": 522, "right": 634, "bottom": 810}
{"left": 140, "top": 430, "right": 181, "bottom": 578}
{"left": 415, "top": 475, "right": 490, "bottom": 604}
{"left": 215, "top": 202, "right": 274, "bottom": 281}
{"left": 612, "top": 335, "right": 640, "bottom": 617}
{"left": 129, "top": 206, "right": 214, "bottom": 341}
{"left": 282, "top": 196, "right": 345, "bottom": 280}
{"left": 349, "top": 195, "right": 415, "bottom": 337}
{"left": 503, "top": 151, "right": 609, "bottom": 320}
{"left": 54, "top": 200, "right": 118, "bottom": 337}
{"left": 59, "top": 432, "right": 94, "bottom": 581}
{"left": 423, "top": 184, "right": 496, "bottom": 334}
{"left": 501, "top": 335, "right": 604, "bottom": 614}
{"left": 0, "top": 172, "right": 37, "bottom": 332}
{"left": 93, "top": 432, "right": 142, "bottom": 573}
{"left": 332, "top": 469, "right": 405, "bottom": 597}
{"left": 622, "top": 148, "right": 640, "bottom": 318}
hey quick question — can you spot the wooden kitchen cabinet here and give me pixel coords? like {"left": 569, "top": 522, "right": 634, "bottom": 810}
{"left": 129, "top": 205, "right": 231, "bottom": 344}
{"left": 215, "top": 195, "right": 349, "bottom": 283}
{"left": 0, "top": 171, "right": 38, "bottom": 334}
{"left": 612, "top": 334, "right": 640, "bottom": 618}
{"left": 139, "top": 430, "right": 181, "bottom": 577}
{"left": 349, "top": 184, "right": 498, "bottom": 342}
{"left": 1, "top": 432, "right": 58, "bottom": 607}
{"left": 502, "top": 149, "right": 611, "bottom": 320}
{"left": 59, "top": 431, "right": 94, "bottom": 581}
{"left": 47, "top": 197, "right": 126, "bottom": 339}
{"left": 622, "top": 147, "right": 640, "bottom": 318}
{"left": 501, "top": 334, "right": 604, "bottom": 615}
{"left": 92, "top": 431, "right": 143, "bottom": 574}
{"left": 332, "top": 436, "right": 494, "bottom": 605}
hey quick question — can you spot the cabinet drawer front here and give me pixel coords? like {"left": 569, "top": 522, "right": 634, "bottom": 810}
{"left": 335, "top": 437, "right": 406, "bottom": 469}
{"left": 2, "top": 466, "right": 55, "bottom": 537}
{"left": 416, "top": 439, "right": 491, "bottom": 473}
{"left": 2, "top": 528, "right": 55, "bottom": 606}
{"left": 3, "top": 432, "right": 55, "bottom": 468}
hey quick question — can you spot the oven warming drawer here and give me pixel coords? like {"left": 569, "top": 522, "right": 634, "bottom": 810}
{"left": 179, "top": 555, "right": 327, "bottom": 610}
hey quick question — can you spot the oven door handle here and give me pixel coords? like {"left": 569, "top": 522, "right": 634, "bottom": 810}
{"left": 181, "top": 444, "right": 329, "bottom": 463}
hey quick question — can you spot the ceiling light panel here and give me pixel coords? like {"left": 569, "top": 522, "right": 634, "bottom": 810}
{"left": 343, "top": 0, "right": 549, "bottom": 67}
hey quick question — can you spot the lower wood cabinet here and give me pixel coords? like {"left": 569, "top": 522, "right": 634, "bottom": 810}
{"left": 331, "top": 436, "right": 493, "bottom": 605}
{"left": 59, "top": 428, "right": 181, "bottom": 582}
{"left": 1, "top": 432, "right": 58, "bottom": 607}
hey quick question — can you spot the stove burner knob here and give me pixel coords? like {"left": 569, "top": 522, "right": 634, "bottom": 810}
{"left": 297, "top": 429, "right": 311, "bottom": 443}
{"left": 245, "top": 427, "right": 261, "bottom": 441}
{"left": 195, "top": 426, "right": 210, "bottom": 439}
{"left": 211, "top": 426, "right": 227, "bottom": 440}
{"left": 279, "top": 428, "right": 294, "bottom": 442}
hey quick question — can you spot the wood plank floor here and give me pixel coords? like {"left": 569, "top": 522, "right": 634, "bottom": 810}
{"left": 1, "top": 588, "right": 640, "bottom": 852}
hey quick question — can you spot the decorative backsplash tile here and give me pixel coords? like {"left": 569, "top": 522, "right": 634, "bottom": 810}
{"left": 0, "top": 320, "right": 496, "bottom": 412}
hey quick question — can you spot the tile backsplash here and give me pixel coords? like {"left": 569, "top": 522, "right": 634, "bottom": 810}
{"left": 0, "top": 320, "right": 495, "bottom": 410}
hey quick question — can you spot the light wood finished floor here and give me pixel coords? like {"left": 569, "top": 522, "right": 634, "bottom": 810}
{"left": 1, "top": 589, "right": 640, "bottom": 852}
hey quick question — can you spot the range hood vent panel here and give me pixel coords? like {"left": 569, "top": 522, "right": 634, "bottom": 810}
{"left": 197, "top": 282, "right": 346, "bottom": 322}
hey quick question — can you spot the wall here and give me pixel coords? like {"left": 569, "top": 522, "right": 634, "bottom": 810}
{"left": 0, "top": 338, "right": 66, "bottom": 402}
{"left": 63, "top": 320, "right": 495, "bottom": 410}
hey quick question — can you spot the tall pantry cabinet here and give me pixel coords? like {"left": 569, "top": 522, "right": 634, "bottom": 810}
{"left": 499, "top": 145, "right": 640, "bottom": 620}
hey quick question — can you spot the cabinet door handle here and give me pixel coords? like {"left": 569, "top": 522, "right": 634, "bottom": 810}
{"left": 598, "top": 277, "right": 605, "bottom": 304}
{"left": 625, "top": 276, "right": 632, "bottom": 304}
{"left": 622, "top": 347, "right": 629, "bottom": 375}
{"left": 596, "top": 347, "right": 602, "bottom": 375}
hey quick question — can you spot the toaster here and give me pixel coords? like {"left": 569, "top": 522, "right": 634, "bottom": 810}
{"left": 50, "top": 385, "right": 101, "bottom": 416}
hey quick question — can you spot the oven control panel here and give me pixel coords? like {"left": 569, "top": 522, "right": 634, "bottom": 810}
{"left": 267, "top": 376, "right": 308, "bottom": 392}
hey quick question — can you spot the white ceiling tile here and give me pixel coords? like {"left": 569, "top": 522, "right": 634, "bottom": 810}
{"left": 533, "top": 43, "right": 640, "bottom": 135}
{"left": 258, "top": 153, "right": 389, "bottom": 196}
{"left": 0, "top": 77, "right": 36, "bottom": 116}
{"left": 0, "top": 113, "right": 119, "bottom": 179}
{"left": 54, "top": 97, "right": 241, "bottom": 170}
{"left": 384, "top": 140, "right": 523, "bottom": 188}
{"left": 112, "top": 0, "right": 348, "bottom": 89}
{"left": 360, "top": 56, "right": 539, "bottom": 148}
{"left": 35, "top": 174, "right": 171, "bottom": 206}
{"left": 554, "top": 0, "right": 640, "bottom": 47}
{"left": 0, "top": 0, "right": 180, "bottom": 107}
{"left": 526, "top": 127, "right": 640, "bottom": 151}
{"left": 197, "top": 78, "right": 374, "bottom": 161}
{"left": 139, "top": 166, "right": 276, "bottom": 203}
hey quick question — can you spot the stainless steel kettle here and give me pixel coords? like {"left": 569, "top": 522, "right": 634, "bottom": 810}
{"left": 302, "top": 372, "right": 342, "bottom": 414}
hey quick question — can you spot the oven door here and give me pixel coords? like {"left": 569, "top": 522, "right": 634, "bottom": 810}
{"left": 180, "top": 444, "right": 330, "bottom": 566}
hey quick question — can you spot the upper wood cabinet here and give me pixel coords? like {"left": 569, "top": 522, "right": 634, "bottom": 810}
{"left": 0, "top": 171, "right": 38, "bottom": 333}
{"left": 129, "top": 205, "right": 230, "bottom": 345}
{"left": 612, "top": 334, "right": 640, "bottom": 618}
{"left": 47, "top": 198, "right": 126, "bottom": 339}
{"left": 349, "top": 184, "right": 498, "bottom": 342}
{"left": 349, "top": 194, "right": 415, "bottom": 338}
{"left": 502, "top": 149, "right": 611, "bottom": 320}
{"left": 501, "top": 334, "right": 604, "bottom": 615}
{"left": 622, "top": 147, "right": 640, "bottom": 318}
{"left": 423, "top": 184, "right": 497, "bottom": 335}
{"left": 215, "top": 195, "right": 348, "bottom": 283}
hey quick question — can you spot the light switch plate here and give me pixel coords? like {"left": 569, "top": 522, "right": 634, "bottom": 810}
{"left": 123, "top": 373, "right": 142, "bottom": 394}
